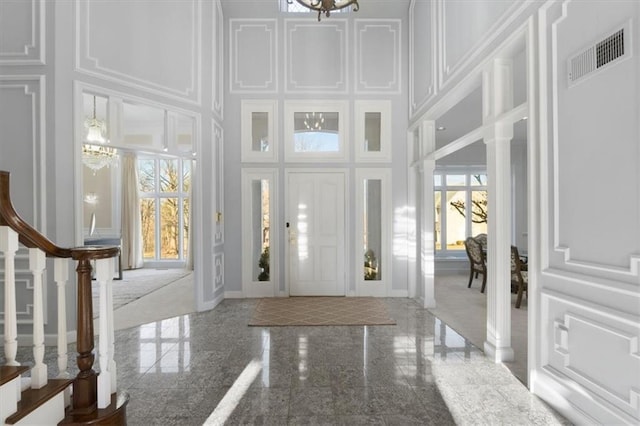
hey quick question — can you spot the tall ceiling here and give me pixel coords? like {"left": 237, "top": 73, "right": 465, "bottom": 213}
{"left": 220, "top": 0, "right": 411, "bottom": 19}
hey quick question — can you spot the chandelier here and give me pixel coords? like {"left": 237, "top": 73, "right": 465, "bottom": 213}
{"left": 287, "top": 0, "right": 359, "bottom": 21}
{"left": 304, "top": 112, "right": 324, "bottom": 130}
{"left": 82, "top": 96, "right": 117, "bottom": 174}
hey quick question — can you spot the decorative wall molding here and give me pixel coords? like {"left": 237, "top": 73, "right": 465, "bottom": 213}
{"left": 354, "top": 19, "right": 401, "bottom": 94}
{"left": 213, "top": 120, "right": 224, "bottom": 246}
{"left": 285, "top": 20, "right": 348, "bottom": 93}
{"left": 547, "top": 1, "right": 640, "bottom": 280}
{"left": 0, "top": 272, "right": 48, "bottom": 326}
{"left": 409, "top": 0, "right": 436, "bottom": 116}
{"left": 543, "top": 291, "right": 640, "bottom": 419}
{"left": 554, "top": 247, "right": 640, "bottom": 279}
{"left": 0, "top": 0, "right": 45, "bottom": 65}
{"left": 438, "top": 0, "right": 530, "bottom": 91}
{"left": 0, "top": 76, "right": 46, "bottom": 233}
{"left": 542, "top": 268, "right": 640, "bottom": 299}
{"left": 75, "top": 0, "right": 201, "bottom": 104}
{"left": 214, "top": 253, "right": 224, "bottom": 290}
{"left": 229, "top": 19, "right": 278, "bottom": 93}
{"left": 212, "top": 0, "right": 224, "bottom": 118}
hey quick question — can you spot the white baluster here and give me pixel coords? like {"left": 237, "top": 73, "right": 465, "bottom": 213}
{"left": 29, "top": 247, "right": 47, "bottom": 388}
{"left": 54, "top": 257, "right": 69, "bottom": 379}
{"left": 107, "top": 258, "right": 117, "bottom": 393}
{"left": 96, "top": 257, "right": 112, "bottom": 408}
{"left": 1, "top": 226, "right": 20, "bottom": 366}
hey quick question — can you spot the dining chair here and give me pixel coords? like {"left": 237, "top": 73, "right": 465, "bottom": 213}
{"left": 474, "top": 233, "right": 487, "bottom": 250}
{"left": 511, "top": 245, "right": 528, "bottom": 308}
{"left": 464, "top": 237, "right": 487, "bottom": 293}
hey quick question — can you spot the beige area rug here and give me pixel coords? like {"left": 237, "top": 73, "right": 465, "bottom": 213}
{"left": 248, "top": 297, "right": 397, "bottom": 326}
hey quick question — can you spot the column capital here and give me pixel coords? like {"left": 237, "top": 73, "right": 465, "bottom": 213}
{"left": 483, "top": 121, "right": 514, "bottom": 144}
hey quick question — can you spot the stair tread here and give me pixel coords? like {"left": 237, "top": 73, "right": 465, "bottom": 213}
{"left": 0, "top": 365, "right": 31, "bottom": 387}
{"left": 5, "top": 378, "right": 74, "bottom": 424}
{"left": 59, "top": 391, "right": 129, "bottom": 425}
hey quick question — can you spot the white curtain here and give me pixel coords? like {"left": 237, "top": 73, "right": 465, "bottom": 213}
{"left": 121, "top": 152, "right": 143, "bottom": 270}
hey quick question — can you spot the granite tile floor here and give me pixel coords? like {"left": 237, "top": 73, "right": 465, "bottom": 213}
{"left": 6, "top": 298, "right": 569, "bottom": 425}
{"left": 120, "top": 298, "right": 568, "bottom": 425}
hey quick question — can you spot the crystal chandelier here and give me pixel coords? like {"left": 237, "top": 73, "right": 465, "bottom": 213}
{"left": 82, "top": 96, "right": 117, "bottom": 174}
{"left": 304, "top": 112, "right": 324, "bottom": 130}
{"left": 287, "top": 0, "right": 359, "bottom": 21}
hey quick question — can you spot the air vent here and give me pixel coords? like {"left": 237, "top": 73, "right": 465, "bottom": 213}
{"left": 568, "top": 25, "right": 629, "bottom": 86}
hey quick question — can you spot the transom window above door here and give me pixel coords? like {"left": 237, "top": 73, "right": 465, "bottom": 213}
{"left": 284, "top": 100, "right": 348, "bottom": 162}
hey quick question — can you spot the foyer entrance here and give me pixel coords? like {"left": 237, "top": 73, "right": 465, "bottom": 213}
{"left": 286, "top": 170, "right": 346, "bottom": 296}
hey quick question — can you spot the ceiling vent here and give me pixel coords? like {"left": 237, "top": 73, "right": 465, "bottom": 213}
{"left": 568, "top": 24, "right": 630, "bottom": 86}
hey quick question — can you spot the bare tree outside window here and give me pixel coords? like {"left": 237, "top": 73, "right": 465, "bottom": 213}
{"left": 139, "top": 157, "right": 191, "bottom": 261}
{"left": 449, "top": 175, "right": 488, "bottom": 224}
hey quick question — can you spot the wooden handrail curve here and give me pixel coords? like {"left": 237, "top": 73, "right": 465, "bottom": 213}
{"left": 1, "top": 169, "right": 123, "bottom": 420}
{"left": 0, "top": 171, "right": 117, "bottom": 260}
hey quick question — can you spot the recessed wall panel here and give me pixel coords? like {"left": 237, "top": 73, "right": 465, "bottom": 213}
{"left": 440, "top": 0, "right": 518, "bottom": 86}
{"left": 0, "top": 77, "right": 44, "bottom": 229}
{"left": 229, "top": 19, "right": 277, "bottom": 93}
{"left": 76, "top": 0, "right": 201, "bottom": 102}
{"left": 550, "top": 0, "right": 640, "bottom": 279}
{"left": 355, "top": 20, "right": 401, "bottom": 94}
{"left": 410, "top": 0, "right": 434, "bottom": 116}
{"left": 212, "top": 0, "right": 224, "bottom": 117}
{"left": 286, "top": 20, "right": 347, "bottom": 93}
{"left": 0, "top": 0, "right": 44, "bottom": 65}
{"left": 543, "top": 292, "right": 640, "bottom": 421}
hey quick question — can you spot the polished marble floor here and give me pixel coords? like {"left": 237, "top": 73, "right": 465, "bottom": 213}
{"left": 114, "top": 298, "right": 566, "bottom": 425}
{"left": 6, "top": 298, "right": 568, "bottom": 425}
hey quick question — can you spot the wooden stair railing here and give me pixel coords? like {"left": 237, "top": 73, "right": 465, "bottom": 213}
{"left": 0, "top": 170, "right": 128, "bottom": 424}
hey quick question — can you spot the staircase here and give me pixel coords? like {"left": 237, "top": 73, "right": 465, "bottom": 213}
{"left": 0, "top": 171, "right": 128, "bottom": 425}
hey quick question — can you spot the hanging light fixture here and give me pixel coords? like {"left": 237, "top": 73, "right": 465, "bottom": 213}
{"left": 82, "top": 95, "right": 118, "bottom": 174}
{"left": 287, "top": 0, "right": 359, "bottom": 21}
{"left": 304, "top": 112, "right": 324, "bottom": 130}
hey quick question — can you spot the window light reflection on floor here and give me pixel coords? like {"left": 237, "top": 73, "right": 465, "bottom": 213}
{"left": 203, "top": 359, "right": 263, "bottom": 425}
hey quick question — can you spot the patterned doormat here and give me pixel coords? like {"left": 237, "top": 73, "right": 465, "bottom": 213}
{"left": 248, "top": 297, "right": 396, "bottom": 326}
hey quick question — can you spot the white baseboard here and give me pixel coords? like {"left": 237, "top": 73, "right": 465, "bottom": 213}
{"left": 389, "top": 289, "right": 409, "bottom": 297}
{"left": 224, "top": 291, "right": 244, "bottom": 299}
{"left": 531, "top": 367, "right": 624, "bottom": 425}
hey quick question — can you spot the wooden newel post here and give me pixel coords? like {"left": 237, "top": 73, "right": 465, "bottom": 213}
{"left": 73, "top": 257, "right": 97, "bottom": 414}
{"left": 71, "top": 246, "right": 118, "bottom": 416}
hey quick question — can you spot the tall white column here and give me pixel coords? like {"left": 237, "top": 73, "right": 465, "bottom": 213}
{"left": 1, "top": 226, "right": 20, "bottom": 366}
{"left": 421, "top": 157, "right": 436, "bottom": 308}
{"left": 421, "top": 121, "right": 436, "bottom": 308}
{"left": 483, "top": 58, "right": 515, "bottom": 362}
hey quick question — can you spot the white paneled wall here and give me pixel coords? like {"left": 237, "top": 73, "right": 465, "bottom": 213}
{"left": 0, "top": 0, "right": 45, "bottom": 65}
{"left": 285, "top": 20, "right": 348, "bottom": 93}
{"left": 76, "top": 0, "right": 202, "bottom": 103}
{"left": 229, "top": 19, "right": 278, "bottom": 93}
{"left": 409, "top": 0, "right": 436, "bottom": 116}
{"left": 354, "top": 20, "right": 402, "bottom": 94}
{"left": 533, "top": 1, "right": 640, "bottom": 424}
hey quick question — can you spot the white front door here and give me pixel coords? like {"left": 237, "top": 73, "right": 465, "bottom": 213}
{"left": 287, "top": 171, "right": 345, "bottom": 296}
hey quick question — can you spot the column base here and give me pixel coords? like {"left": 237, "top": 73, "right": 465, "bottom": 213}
{"left": 484, "top": 340, "right": 514, "bottom": 362}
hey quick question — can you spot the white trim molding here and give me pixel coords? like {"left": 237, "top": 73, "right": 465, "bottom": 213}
{"left": 241, "top": 100, "right": 278, "bottom": 163}
{"left": 75, "top": 0, "right": 202, "bottom": 104}
{"left": 409, "top": 0, "right": 437, "bottom": 117}
{"left": 354, "top": 19, "right": 401, "bottom": 94}
{"left": 285, "top": 19, "right": 348, "bottom": 94}
{"left": 229, "top": 19, "right": 278, "bottom": 93}
{"left": 0, "top": 0, "right": 45, "bottom": 65}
